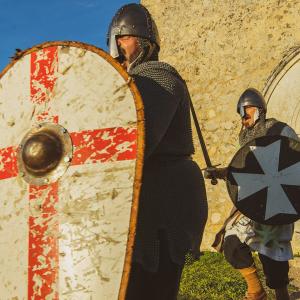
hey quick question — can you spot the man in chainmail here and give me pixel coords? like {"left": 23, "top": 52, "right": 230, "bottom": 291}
{"left": 107, "top": 3, "right": 208, "bottom": 300}
{"left": 206, "top": 88, "right": 298, "bottom": 300}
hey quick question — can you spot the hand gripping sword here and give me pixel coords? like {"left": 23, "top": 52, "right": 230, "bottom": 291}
{"left": 189, "top": 98, "right": 219, "bottom": 185}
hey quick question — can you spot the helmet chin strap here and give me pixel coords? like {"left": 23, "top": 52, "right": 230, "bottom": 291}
{"left": 127, "top": 48, "right": 144, "bottom": 72}
{"left": 127, "top": 38, "right": 157, "bottom": 72}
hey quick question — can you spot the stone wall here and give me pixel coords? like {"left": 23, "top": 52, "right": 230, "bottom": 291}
{"left": 141, "top": 0, "right": 300, "bottom": 253}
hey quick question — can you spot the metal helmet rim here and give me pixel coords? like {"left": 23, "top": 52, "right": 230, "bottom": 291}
{"left": 237, "top": 88, "right": 267, "bottom": 118}
{"left": 107, "top": 3, "right": 160, "bottom": 59}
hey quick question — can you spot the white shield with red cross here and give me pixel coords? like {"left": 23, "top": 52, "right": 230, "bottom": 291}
{"left": 0, "top": 42, "right": 144, "bottom": 300}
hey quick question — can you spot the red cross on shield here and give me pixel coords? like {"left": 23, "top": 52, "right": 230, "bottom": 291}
{"left": 0, "top": 42, "right": 144, "bottom": 300}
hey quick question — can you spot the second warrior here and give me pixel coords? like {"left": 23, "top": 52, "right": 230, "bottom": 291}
{"left": 206, "top": 88, "right": 299, "bottom": 300}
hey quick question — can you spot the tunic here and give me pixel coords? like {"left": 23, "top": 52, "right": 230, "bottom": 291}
{"left": 129, "top": 61, "right": 208, "bottom": 271}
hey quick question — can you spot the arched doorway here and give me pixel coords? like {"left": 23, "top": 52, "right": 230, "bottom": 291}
{"left": 263, "top": 46, "right": 300, "bottom": 252}
{"left": 264, "top": 47, "right": 300, "bottom": 135}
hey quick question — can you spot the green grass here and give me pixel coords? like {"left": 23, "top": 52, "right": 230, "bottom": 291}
{"left": 178, "top": 251, "right": 298, "bottom": 300}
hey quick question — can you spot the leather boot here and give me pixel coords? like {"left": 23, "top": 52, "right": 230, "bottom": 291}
{"left": 243, "top": 290, "right": 267, "bottom": 300}
{"left": 238, "top": 265, "right": 267, "bottom": 300}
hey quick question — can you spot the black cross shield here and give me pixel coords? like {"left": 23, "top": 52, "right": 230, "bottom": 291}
{"left": 227, "top": 135, "right": 300, "bottom": 225}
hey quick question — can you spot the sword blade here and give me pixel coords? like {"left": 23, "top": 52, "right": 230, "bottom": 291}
{"left": 189, "top": 99, "right": 213, "bottom": 168}
{"left": 189, "top": 98, "right": 218, "bottom": 185}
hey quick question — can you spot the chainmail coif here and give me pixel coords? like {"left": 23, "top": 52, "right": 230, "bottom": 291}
{"left": 239, "top": 110, "right": 278, "bottom": 147}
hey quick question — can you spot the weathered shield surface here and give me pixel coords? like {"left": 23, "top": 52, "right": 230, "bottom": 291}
{"left": 0, "top": 42, "right": 144, "bottom": 300}
{"left": 227, "top": 135, "right": 300, "bottom": 225}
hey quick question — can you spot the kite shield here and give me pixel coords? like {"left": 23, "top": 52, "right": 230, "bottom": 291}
{"left": 227, "top": 135, "right": 300, "bottom": 225}
{"left": 0, "top": 42, "right": 144, "bottom": 299}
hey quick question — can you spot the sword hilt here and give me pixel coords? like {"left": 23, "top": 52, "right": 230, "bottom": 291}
{"left": 203, "top": 165, "right": 221, "bottom": 185}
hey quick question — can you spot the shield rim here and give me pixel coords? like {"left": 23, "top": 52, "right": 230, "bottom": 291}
{"left": 226, "top": 135, "right": 300, "bottom": 225}
{"left": 0, "top": 41, "right": 145, "bottom": 300}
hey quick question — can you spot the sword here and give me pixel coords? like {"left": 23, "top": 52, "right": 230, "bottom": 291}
{"left": 189, "top": 98, "right": 219, "bottom": 185}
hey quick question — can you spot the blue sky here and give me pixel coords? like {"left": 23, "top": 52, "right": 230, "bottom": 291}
{"left": 0, "top": 0, "right": 138, "bottom": 71}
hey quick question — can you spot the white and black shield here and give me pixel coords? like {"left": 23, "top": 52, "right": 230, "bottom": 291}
{"left": 227, "top": 135, "right": 300, "bottom": 225}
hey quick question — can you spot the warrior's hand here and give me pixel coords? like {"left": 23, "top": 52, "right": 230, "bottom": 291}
{"left": 204, "top": 167, "right": 228, "bottom": 181}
